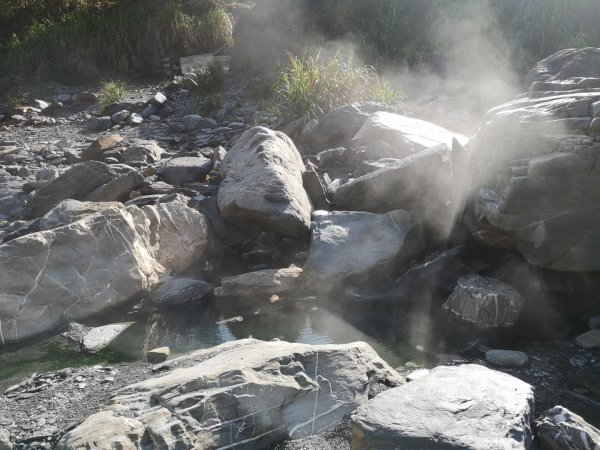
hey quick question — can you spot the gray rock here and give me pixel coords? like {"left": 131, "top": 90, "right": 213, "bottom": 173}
{"left": 575, "top": 329, "right": 600, "bottom": 349}
{"left": 218, "top": 127, "right": 312, "bottom": 237}
{"left": 32, "top": 99, "right": 50, "bottom": 110}
{"left": 351, "top": 364, "right": 534, "bottom": 450}
{"left": 0, "top": 429, "right": 11, "bottom": 450}
{"left": 147, "top": 346, "right": 170, "bottom": 363}
{"left": 57, "top": 339, "right": 402, "bottom": 450}
{"left": 183, "top": 115, "right": 217, "bottom": 131}
{"left": 0, "top": 201, "right": 209, "bottom": 343}
{"left": 303, "top": 161, "right": 330, "bottom": 210}
{"left": 526, "top": 48, "right": 600, "bottom": 88}
{"left": 110, "top": 110, "right": 130, "bottom": 124}
{"left": 146, "top": 276, "right": 212, "bottom": 307}
{"left": 589, "top": 315, "right": 600, "bottom": 329}
{"left": 536, "top": 405, "right": 600, "bottom": 450}
{"left": 55, "top": 94, "right": 73, "bottom": 104}
{"left": 486, "top": 349, "right": 529, "bottom": 367}
{"left": 443, "top": 275, "right": 522, "bottom": 330}
{"left": 302, "top": 104, "right": 369, "bottom": 151}
{"left": 82, "top": 135, "right": 124, "bottom": 161}
{"left": 141, "top": 104, "right": 159, "bottom": 119}
{"left": 87, "top": 116, "right": 112, "bottom": 132}
{"left": 129, "top": 113, "right": 143, "bottom": 125}
{"left": 352, "top": 111, "right": 468, "bottom": 157}
{"left": 122, "top": 141, "right": 165, "bottom": 164}
{"left": 303, "top": 210, "right": 422, "bottom": 288}
{"left": 334, "top": 143, "right": 460, "bottom": 240}
{"left": 214, "top": 267, "right": 303, "bottom": 299}
{"left": 84, "top": 169, "right": 143, "bottom": 202}
{"left": 157, "top": 156, "right": 212, "bottom": 186}
{"left": 39, "top": 199, "right": 123, "bottom": 230}
{"left": 23, "top": 161, "right": 118, "bottom": 219}
{"left": 35, "top": 167, "right": 59, "bottom": 181}
{"left": 150, "top": 92, "right": 167, "bottom": 106}
{"left": 82, "top": 322, "right": 134, "bottom": 353}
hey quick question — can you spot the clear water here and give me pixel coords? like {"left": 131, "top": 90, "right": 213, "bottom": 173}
{"left": 0, "top": 299, "right": 433, "bottom": 382}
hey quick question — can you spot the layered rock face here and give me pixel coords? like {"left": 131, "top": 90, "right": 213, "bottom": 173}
{"left": 218, "top": 127, "right": 312, "bottom": 237}
{"left": 351, "top": 364, "right": 534, "bottom": 450}
{"left": 57, "top": 339, "right": 403, "bottom": 450}
{"left": 469, "top": 48, "right": 600, "bottom": 271}
{"left": 0, "top": 201, "right": 208, "bottom": 343}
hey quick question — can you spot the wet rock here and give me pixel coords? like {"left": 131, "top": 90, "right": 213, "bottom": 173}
{"left": 82, "top": 323, "right": 134, "bottom": 353}
{"left": 575, "top": 329, "right": 600, "bottom": 349}
{"left": 23, "top": 161, "right": 118, "bottom": 219}
{"left": 81, "top": 135, "right": 124, "bottom": 162}
{"left": 334, "top": 143, "right": 459, "bottom": 240}
{"left": 303, "top": 210, "right": 422, "bottom": 288}
{"left": 87, "top": 116, "right": 112, "bottom": 132}
{"left": 218, "top": 127, "right": 311, "bottom": 237}
{"left": 214, "top": 267, "right": 303, "bottom": 299}
{"left": 145, "top": 276, "right": 212, "bottom": 307}
{"left": 39, "top": 199, "right": 123, "bottom": 230}
{"left": 157, "top": 156, "right": 212, "bottom": 186}
{"left": 351, "top": 111, "right": 468, "bottom": 157}
{"left": 442, "top": 275, "right": 522, "bottom": 330}
{"left": 351, "top": 364, "right": 534, "bottom": 450}
{"left": 147, "top": 347, "right": 170, "bottom": 363}
{"left": 485, "top": 349, "right": 529, "bottom": 367}
{"left": 536, "top": 405, "right": 600, "bottom": 450}
{"left": 57, "top": 339, "right": 402, "bottom": 450}
{"left": 0, "top": 201, "right": 209, "bottom": 343}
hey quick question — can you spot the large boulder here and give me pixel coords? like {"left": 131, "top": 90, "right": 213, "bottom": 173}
{"left": 57, "top": 339, "right": 403, "bottom": 450}
{"left": 218, "top": 127, "right": 312, "bottom": 237}
{"left": 536, "top": 405, "right": 600, "bottom": 450}
{"left": 468, "top": 49, "right": 600, "bottom": 271}
{"left": 526, "top": 47, "right": 600, "bottom": 91}
{"left": 0, "top": 201, "right": 209, "bottom": 343}
{"left": 442, "top": 274, "right": 522, "bottom": 330}
{"left": 23, "top": 161, "right": 119, "bottom": 219}
{"left": 334, "top": 144, "right": 460, "bottom": 240}
{"left": 351, "top": 112, "right": 468, "bottom": 157}
{"left": 303, "top": 210, "right": 422, "bottom": 288}
{"left": 351, "top": 364, "right": 534, "bottom": 450}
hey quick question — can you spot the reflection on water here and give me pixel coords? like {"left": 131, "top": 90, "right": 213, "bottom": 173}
{"left": 0, "top": 298, "right": 432, "bottom": 382}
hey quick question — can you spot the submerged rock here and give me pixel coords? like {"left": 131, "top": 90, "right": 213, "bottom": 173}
{"left": 57, "top": 339, "right": 402, "bottom": 450}
{"left": 303, "top": 210, "right": 422, "bottom": 289}
{"left": 351, "top": 364, "right": 534, "bottom": 450}
{"left": 82, "top": 322, "right": 134, "bottom": 353}
{"left": 218, "top": 127, "right": 312, "bottom": 237}
{"left": 442, "top": 274, "right": 522, "bottom": 330}
{"left": 536, "top": 405, "right": 600, "bottom": 450}
{"left": 0, "top": 201, "right": 209, "bottom": 343}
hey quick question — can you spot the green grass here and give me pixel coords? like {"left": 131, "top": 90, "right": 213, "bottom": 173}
{"left": 196, "top": 93, "right": 224, "bottom": 115}
{"left": 265, "top": 51, "right": 401, "bottom": 119}
{"left": 0, "top": 0, "right": 232, "bottom": 81}
{"left": 99, "top": 80, "right": 126, "bottom": 112}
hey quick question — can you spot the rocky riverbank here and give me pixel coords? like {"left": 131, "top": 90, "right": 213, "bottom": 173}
{"left": 1, "top": 48, "right": 600, "bottom": 449}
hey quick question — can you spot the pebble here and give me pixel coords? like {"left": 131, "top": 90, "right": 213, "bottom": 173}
{"left": 485, "top": 349, "right": 529, "bottom": 368}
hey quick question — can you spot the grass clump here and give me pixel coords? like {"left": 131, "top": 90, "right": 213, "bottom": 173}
{"left": 99, "top": 80, "right": 126, "bottom": 112}
{"left": 192, "top": 61, "right": 227, "bottom": 93}
{"left": 267, "top": 51, "right": 400, "bottom": 119}
{"left": 197, "top": 93, "right": 224, "bottom": 115}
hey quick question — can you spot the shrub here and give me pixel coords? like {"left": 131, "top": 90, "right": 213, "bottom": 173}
{"left": 270, "top": 51, "right": 400, "bottom": 118}
{"left": 99, "top": 80, "right": 126, "bottom": 112}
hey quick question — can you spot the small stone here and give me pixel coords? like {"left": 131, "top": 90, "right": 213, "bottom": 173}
{"left": 78, "top": 382, "right": 87, "bottom": 389}
{"left": 141, "top": 104, "right": 159, "bottom": 119}
{"left": 149, "top": 115, "right": 161, "bottom": 122}
{"left": 575, "top": 329, "right": 600, "bottom": 349}
{"left": 36, "top": 418, "right": 46, "bottom": 427}
{"left": 87, "top": 116, "right": 112, "bottom": 132}
{"left": 183, "top": 115, "right": 217, "bottom": 131}
{"left": 110, "top": 110, "right": 130, "bottom": 124}
{"left": 486, "top": 349, "right": 529, "bottom": 367}
{"left": 0, "top": 428, "right": 12, "bottom": 449}
{"left": 76, "top": 92, "right": 98, "bottom": 102}
{"left": 150, "top": 92, "right": 167, "bottom": 105}
{"left": 55, "top": 94, "right": 73, "bottom": 104}
{"left": 129, "top": 113, "right": 143, "bottom": 125}
{"left": 32, "top": 99, "right": 50, "bottom": 110}
{"left": 101, "top": 377, "right": 115, "bottom": 384}
{"left": 147, "top": 347, "right": 170, "bottom": 363}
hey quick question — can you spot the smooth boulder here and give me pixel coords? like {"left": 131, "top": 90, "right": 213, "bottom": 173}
{"left": 536, "top": 405, "right": 600, "bottom": 450}
{"left": 0, "top": 201, "right": 209, "bottom": 343}
{"left": 303, "top": 210, "right": 422, "bottom": 288}
{"left": 442, "top": 275, "right": 522, "bottom": 330}
{"left": 351, "top": 364, "right": 534, "bottom": 450}
{"left": 218, "top": 127, "right": 312, "bottom": 237}
{"left": 57, "top": 339, "right": 403, "bottom": 450}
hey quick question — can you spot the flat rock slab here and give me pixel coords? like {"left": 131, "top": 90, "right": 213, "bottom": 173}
{"left": 486, "top": 349, "right": 529, "bottom": 367}
{"left": 82, "top": 322, "right": 133, "bottom": 353}
{"left": 303, "top": 210, "right": 422, "bottom": 288}
{"left": 351, "top": 364, "right": 534, "bottom": 450}
{"left": 157, "top": 156, "right": 212, "bottom": 186}
{"left": 443, "top": 274, "right": 522, "bottom": 330}
{"left": 214, "top": 267, "right": 303, "bottom": 299}
{"left": 218, "top": 127, "right": 312, "bottom": 237}
{"left": 351, "top": 112, "right": 468, "bottom": 156}
{"left": 536, "top": 405, "right": 600, "bottom": 450}
{"left": 57, "top": 339, "right": 403, "bottom": 450}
